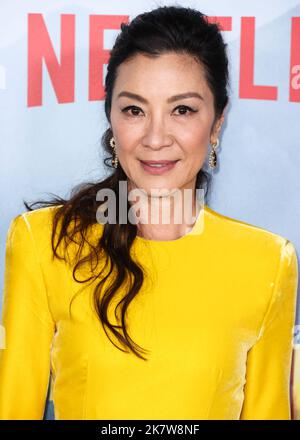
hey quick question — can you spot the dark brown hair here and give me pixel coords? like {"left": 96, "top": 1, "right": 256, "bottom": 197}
{"left": 24, "top": 5, "right": 229, "bottom": 360}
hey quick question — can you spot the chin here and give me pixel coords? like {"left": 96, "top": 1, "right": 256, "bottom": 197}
{"left": 128, "top": 173, "right": 181, "bottom": 196}
{"left": 138, "top": 184, "right": 180, "bottom": 198}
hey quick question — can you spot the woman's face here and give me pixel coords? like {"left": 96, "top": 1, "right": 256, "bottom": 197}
{"left": 110, "top": 52, "right": 224, "bottom": 197}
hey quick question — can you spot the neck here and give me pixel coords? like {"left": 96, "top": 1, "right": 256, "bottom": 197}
{"left": 130, "top": 188, "right": 201, "bottom": 241}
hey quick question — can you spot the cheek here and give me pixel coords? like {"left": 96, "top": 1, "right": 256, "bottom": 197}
{"left": 114, "top": 133, "right": 136, "bottom": 157}
{"left": 113, "top": 122, "right": 141, "bottom": 156}
{"left": 110, "top": 112, "right": 136, "bottom": 152}
{"left": 177, "top": 113, "right": 212, "bottom": 143}
{"left": 182, "top": 128, "right": 210, "bottom": 159}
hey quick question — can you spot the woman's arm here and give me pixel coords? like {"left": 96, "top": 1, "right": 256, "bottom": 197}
{"left": 0, "top": 214, "right": 55, "bottom": 419}
{"left": 239, "top": 240, "right": 299, "bottom": 420}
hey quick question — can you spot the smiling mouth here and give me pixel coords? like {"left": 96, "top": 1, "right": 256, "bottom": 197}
{"left": 139, "top": 159, "right": 180, "bottom": 174}
{"left": 139, "top": 160, "right": 179, "bottom": 167}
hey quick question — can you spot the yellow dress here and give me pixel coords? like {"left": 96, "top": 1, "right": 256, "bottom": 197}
{"left": 0, "top": 204, "right": 298, "bottom": 420}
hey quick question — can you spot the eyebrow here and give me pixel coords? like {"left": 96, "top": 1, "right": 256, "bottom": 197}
{"left": 117, "top": 91, "right": 204, "bottom": 103}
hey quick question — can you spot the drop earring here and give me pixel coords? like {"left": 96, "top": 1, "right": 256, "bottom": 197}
{"left": 110, "top": 136, "right": 118, "bottom": 169}
{"left": 208, "top": 139, "right": 219, "bottom": 169}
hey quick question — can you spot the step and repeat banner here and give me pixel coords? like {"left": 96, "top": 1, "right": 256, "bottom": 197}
{"left": 0, "top": 0, "right": 299, "bottom": 420}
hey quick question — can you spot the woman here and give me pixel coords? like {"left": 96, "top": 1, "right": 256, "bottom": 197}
{"left": 0, "top": 5, "right": 298, "bottom": 420}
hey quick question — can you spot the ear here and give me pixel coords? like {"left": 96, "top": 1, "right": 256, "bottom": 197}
{"left": 210, "top": 111, "right": 225, "bottom": 143}
{"left": 217, "top": 103, "right": 228, "bottom": 129}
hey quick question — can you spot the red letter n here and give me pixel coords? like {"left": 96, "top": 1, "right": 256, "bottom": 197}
{"left": 28, "top": 13, "right": 75, "bottom": 107}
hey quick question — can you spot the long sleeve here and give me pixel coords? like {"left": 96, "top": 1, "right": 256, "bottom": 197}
{"left": 0, "top": 214, "right": 55, "bottom": 419}
{"left": 239, "top": 240, "right": 299, "bottom": 420}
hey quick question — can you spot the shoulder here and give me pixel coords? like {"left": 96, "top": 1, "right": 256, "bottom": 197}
{"left": 21, "top": 204, "right": 62, "bottom": 223}
{"left": 203, "top": 204, "right": 297, "bottom": 263}
{"left": 9, "top": 204, "right": 61, "bottom": 234}
{"left": 203, "top": 205, "right": 298, "bottom": 325}
{"left": 10, "top": 204, "right": 104, "bottom": 265}
{"left": 6, "top": 205, "right": 63, "bottom": 256}
{"left": 203, "top": 203, "right": 292, "bottom": 244}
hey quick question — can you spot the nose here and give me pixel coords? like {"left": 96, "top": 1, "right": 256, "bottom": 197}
{"left": 141, "top": 114, "right": 173, "bottom": 150}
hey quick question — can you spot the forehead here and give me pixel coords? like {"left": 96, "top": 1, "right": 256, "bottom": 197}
{"left": 113, "top": 52, "right": 212, "bottom": 101}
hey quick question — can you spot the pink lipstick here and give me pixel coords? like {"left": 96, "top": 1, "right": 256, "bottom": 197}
{"left": 139, "top": 160, "right": 179, "bottom": 175}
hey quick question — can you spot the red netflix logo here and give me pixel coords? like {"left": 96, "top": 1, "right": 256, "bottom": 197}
{"left": 27, "top": 13, "right": 300, "bottom": 107}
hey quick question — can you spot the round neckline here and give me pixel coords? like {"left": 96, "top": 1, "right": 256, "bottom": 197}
{"left": 135, "top": 204, "right": 207, "bottom": 245}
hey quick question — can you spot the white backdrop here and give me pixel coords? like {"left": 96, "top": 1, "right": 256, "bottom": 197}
{"left": 0, "top": 0, "right": 299, "bottom": 419}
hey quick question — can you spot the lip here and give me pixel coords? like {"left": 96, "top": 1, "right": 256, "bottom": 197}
{"left": 140, "top": 160, "right": 179, "bottom": 164}
{"left": 139, "top": 159, "right": 179, "bottom": 175}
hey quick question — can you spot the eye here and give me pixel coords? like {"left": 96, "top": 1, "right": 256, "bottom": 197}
{"left": 121, "top": 104, "right": 198, "bottom": 118}
{"left": 121, "top": 106, "right": 144, "bottom": 117}
{"left": 173, "top": 105, "right": 198, "bottom": 116}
